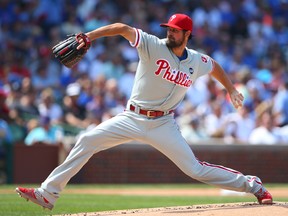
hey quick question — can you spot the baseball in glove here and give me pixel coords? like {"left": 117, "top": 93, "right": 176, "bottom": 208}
{"left": 52, "top": 32, "right": 91, "bottom": 68}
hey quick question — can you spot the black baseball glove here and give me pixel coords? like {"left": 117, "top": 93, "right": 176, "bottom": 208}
{"left": 52, "top": 32, "right": 91, "bottom": 68}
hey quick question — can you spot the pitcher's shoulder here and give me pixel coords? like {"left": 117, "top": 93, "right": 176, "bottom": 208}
{"left": 187, "top": 49, "right": 212, "bottom": 62}
{"left": 186, "top": 48, "right": 208, "bottom": 57}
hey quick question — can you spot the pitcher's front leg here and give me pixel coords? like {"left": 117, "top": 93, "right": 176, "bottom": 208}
{"left": 146, "top": 118, "right": 263, "bottom": 194}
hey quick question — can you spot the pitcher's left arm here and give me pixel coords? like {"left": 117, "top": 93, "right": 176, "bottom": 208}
{"left": 210, "top": 60, "right": 244, "bottom": 109}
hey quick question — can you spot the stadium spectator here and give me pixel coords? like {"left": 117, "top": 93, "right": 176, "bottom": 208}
{"left": 24, "top": 116, "right": 64, "bottom": 146}
{"left": 0, "top": 119, "right": 12, "bottom": 146}
{"left": 32, "top": 63, "right": 58, "bottom": 92}
{"left": 0, "top": 90, "right": 9, "bottom": 121}
{"left": 0, "top": 0, "right": 287, "bottom": 145}
{"left": 63, "top": 82, "right": 89, "bottom": 129}
{"left": 38, "top": 88, "right": 63, "bottom": 124}
{"left": 223, "top": 104, "right": 255, "bottom": 143}
{"left": 118, "top": 62, "right": 137, "bottom": 99}
{"left": 180, "top": 115, "right": 208, "bottom": 143}
{"left": 12, "top": 92, "right": 39, "bottom": 123}
{"left": 203, "top": 100, "right": 226, "bottom": 138}
{"left": 272, "top": 81, "right": 288, "bottom": 127}
{"left": 249, "top": 109, "right": 281, "bottom": 145}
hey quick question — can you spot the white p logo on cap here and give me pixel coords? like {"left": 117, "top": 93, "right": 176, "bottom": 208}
{"left": 170, "top": 15, "right": 177, "bottom": 22}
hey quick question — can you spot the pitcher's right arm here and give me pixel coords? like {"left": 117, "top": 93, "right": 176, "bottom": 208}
{"left": 77, "top": 23, "right": 136, "bottom": 49}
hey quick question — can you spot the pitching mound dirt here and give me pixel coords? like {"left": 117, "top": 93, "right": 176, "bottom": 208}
{"left": 61, "top": 202, "right": 288, "bottom": 216}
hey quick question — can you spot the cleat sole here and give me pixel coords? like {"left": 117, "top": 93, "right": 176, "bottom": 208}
{"left": 260, "top": 199, "right": 273, "bottom": 205}
{"left": 15, "top": 188, "right": 53, "bottom": 210}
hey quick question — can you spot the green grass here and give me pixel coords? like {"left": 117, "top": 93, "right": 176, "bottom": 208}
{"left": 1, "top": 184, "right": 287, "bottom": 216}
{"left": 0, "top": 193, "right": 256, "bottom": 216}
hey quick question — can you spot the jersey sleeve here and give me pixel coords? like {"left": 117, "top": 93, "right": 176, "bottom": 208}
{"left": 129, "top": 28, "right": 141, "bottom": 48}
{"left": 196, "top": 54, "right": 214, "bottom": 78}
{"left": 129, "top": 28, "right": 163, "bottom": 62}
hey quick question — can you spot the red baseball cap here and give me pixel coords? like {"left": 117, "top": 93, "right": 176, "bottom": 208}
{"left": 160, "top": 14, "right": 193, "bottom": 33}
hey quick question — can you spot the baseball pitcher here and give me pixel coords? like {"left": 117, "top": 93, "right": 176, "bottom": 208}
{"left": 16, "top": 14, "right": 272, "bottom": 210}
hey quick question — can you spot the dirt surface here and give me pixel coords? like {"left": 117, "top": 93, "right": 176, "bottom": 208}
{"left": 62, "top": 202, "right": 288, "bottom": 216}
{"left": 57, "top": 187, "right": 288, "bottom": 216}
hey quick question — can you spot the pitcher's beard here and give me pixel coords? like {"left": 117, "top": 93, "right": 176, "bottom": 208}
{"left": 166, "top": 37, "right": 185, "bottom": 49}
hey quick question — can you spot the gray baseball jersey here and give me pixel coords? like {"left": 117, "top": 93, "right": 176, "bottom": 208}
{"left": 129, "top": 28, "right": 213, "bottom": 111}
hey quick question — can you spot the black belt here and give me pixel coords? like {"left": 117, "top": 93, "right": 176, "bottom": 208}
{"left": 129, "top": 104, "right": 174, "bottom": 118}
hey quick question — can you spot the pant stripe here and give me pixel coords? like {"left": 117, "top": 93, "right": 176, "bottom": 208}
{"left": 197, "top": 159, "right": 243, "bottom": 175}
{"left": 248, "top": 177, "right": 263, "bottom": 185}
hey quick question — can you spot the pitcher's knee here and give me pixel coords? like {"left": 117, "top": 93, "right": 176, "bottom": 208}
{"left": 75, "top": 132, "right": 100, "bottom": 150}
{"left": 76, "top": 128, "right": 112, "bottom": 151}
{"left": 181, "top": 163, "right": 205, "bottom": 180}
{"left": 77, "top": 134, "right": 90, "bottom": 145}
{"left": 186, "top": 170, "right": 203, "bottom": 180}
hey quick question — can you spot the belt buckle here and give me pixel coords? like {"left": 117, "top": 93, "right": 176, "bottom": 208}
{"left": 147, "top": 110, "right": 156, "bottom": 118}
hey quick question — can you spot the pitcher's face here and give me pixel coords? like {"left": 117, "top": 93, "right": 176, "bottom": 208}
{"left": 166, "top": 27, "right": 186, "bottom": 48}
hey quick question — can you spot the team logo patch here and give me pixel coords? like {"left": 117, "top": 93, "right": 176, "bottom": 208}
{"left": 201, "top": 55, "right": 208, "bottom": 63}
{"left": 189, "top": 67, "right": 194, "bottom": 74}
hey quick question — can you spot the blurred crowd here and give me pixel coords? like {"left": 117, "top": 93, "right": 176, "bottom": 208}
{"left": 0, "top": 0, "right": 288, "bottom": 150}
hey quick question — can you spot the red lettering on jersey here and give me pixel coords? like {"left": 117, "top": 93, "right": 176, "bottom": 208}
{"left": 166, "top": 69, "right": 178, "bottom": 81}
{"left": 175, "top": 72, "right": 183, "bottom": 84}
{"left": 154, "top": 59, "right": 193, "bottom": 88}
{"left": 155, "top": 59, "right": 169, "bottom": 75}
{"left": 201, "top": 55, "right": 208, "bottom": 63}
{"left": 181, "top": 74, "right": 188, "bottom": 85}
{"left": 162, "top": 68, "right": 171, "bottom": 79}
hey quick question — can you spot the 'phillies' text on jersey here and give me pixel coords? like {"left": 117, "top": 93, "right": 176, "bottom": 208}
{"left": 154, "top": 59, "right": 193, "bottom": 88}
